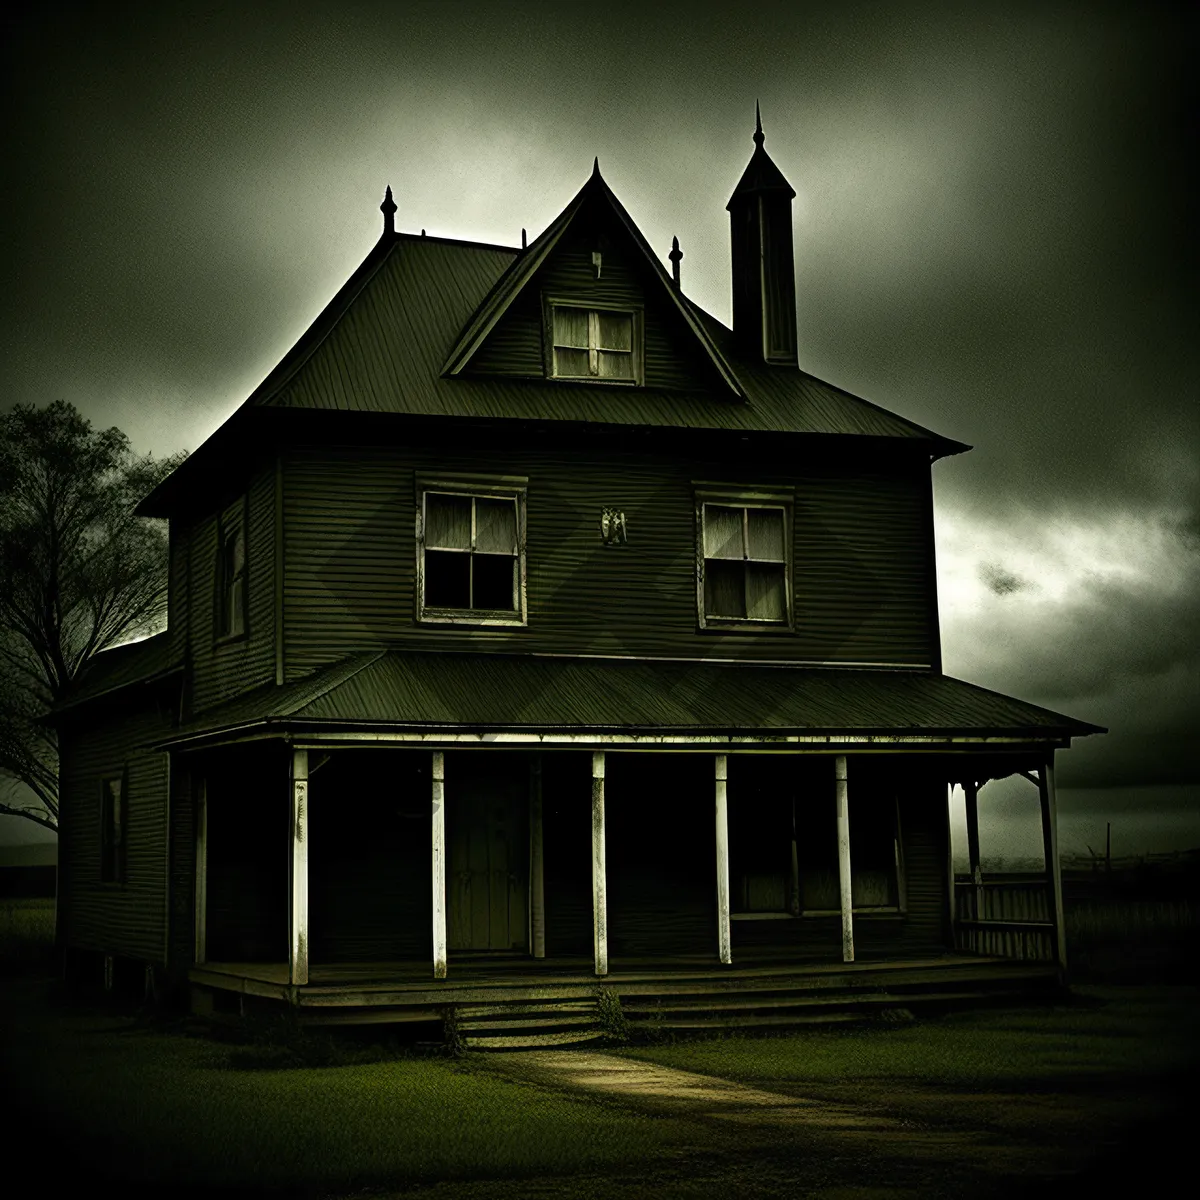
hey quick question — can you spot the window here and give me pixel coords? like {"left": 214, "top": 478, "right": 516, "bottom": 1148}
{"left": 101, "top": 775, "right": 125, "bottom": 884}
{"left": 548, "top": 303, "right": 640, "bottom": 383}
{"left": 698, "top": 500, "right": 790, "bottom": 625}
{"left": 419, "top": 485, "right": 527, "bottom": 624}
{"left": 216, "top": 502, "right": 247, "bottom": 639}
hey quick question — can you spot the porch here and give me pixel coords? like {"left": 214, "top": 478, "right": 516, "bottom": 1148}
{"left": 189, "top": 950, "right": 1062, "bottom": 1043}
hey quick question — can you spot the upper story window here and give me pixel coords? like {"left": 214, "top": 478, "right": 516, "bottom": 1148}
{"left": 418, "top": 481, "right": 527, "bottom": 625}
{"left": 216, "top": 500, "right": 247, "bottom": 640}
{"left": 548, "top": 302, "right": 641, "bottom": 384}
{"left": 100, "top": 773, "right": 125, "bottom": 884}
{"left": 697, "top": 496, "right": 791, "bottom": 627}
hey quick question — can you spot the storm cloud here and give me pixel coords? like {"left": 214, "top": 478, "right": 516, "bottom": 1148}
{"left": 2, "top": 2, "right": 1194, "bottom": 846}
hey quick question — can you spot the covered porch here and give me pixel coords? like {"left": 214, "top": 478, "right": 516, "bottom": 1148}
{"left": 167, "top": 650, "right": 1100, "bottom": 1031}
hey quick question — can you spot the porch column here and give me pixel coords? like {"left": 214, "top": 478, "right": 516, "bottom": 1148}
{"left": 529, "top": 754, "right": 545, "bottom": 959}
{"left": 591, "top": 751, "right": 608, "bottom": 976}
{"left": 835, "top": 754, "right": 854, "bottom": 963}
{"left": 964, "top": 780, "right": 983, "bottom": 885}
{"left": 1037, "top": 754, "right": 1068, "bottom": 973}
{"left": 194, "top": 777, "right": 207, "bottom": 965}
{"left": 288, "top": 749, "right": 309, "bottom": 987}
{"left": 714, "top": 755, "right": 732, "bottom": 964}
{"left": 431, "top": 751, "right": 447, "bottom": 979}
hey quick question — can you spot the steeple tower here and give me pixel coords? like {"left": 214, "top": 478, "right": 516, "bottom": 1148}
{"left": 726, "top": 105, "right": 798, "bottom": 365}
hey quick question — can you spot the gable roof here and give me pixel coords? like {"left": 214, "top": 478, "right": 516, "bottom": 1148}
{"left": 159, "top": 649, "right": 1104, "bottom": 750}
{"left": 441, "top": 161, "right": 745, "bottom": 398}
{"left": 137, "top": 167, "right": 970, "bottom": 517}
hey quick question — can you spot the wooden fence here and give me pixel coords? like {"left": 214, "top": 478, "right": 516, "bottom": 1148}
{"left": 953, "top": 873, "right": 1055, "bottom": 961}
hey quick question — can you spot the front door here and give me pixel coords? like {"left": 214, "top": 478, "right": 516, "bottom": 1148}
{"left": 447, "top": 767, "right": 528, "bottom": 951}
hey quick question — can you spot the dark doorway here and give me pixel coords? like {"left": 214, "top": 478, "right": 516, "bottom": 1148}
{"left": 446, "top": 754, "right": 529, "bottom": 951}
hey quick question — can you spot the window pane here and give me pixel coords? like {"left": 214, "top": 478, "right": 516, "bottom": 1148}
{"left": 704, "top": 559, "right": 745, "bottom": 618}
{"left": 473, "top": 554, "right": 517, "bottom": 611}
{"left": 229, "top": 580, "right": 245, "bottom": 634}
{"left": 426, "top": 494, "right": 472, "bottom": 549}
{"left": 597, "top": 312, "right": 632, "bottom": 351}
{"left": 553, "top": 347, "right": 589, "bottom": 377}
{"left": 703, "top": 505, "right": 744, "bottom": 559}
{"left": 553, "top": 307, "right": 589, "bottom": 348}
{"left": 746, "top": 562, "right": 786, "bottom": 621}
{"left": 425, "top": 550, "right": 471, "bottom": 607}
{"left": 746, "top": 508, "right": 785, "bottom": 561}
{"left": 227, "top": 525, "right": 245, "bottom": 575}
{"left": 597, "top": 350, "right": 633, "bottom": 379}
{"left": 475, "top": 498, "right": 517, "bottom": 554}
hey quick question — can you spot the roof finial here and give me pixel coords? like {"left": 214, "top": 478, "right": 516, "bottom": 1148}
{"left": 380, "top": 185, "right": 397, "bottom": 235}
{"left": 669, "top": 235, "right": 683, "bottom": 290}
{"left": 521, "top": 227, "right": 527, "bottom": 249}
{"left": 592, "top": 156, "right": 601, "bottom": 177}
{"left": 753, "top": 101, "right": 764, "bottom": 149}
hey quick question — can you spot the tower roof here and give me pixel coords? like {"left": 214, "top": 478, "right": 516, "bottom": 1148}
{"left": 727, "top": 105, "right": 796, "bottom": 208}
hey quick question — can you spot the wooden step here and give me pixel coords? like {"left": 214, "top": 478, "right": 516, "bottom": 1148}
{"left": 456, "top": 1000, "right": 597, "bottom": 1018}
{"left": 463, "top": 1029, "right": 607, "bottom": 1050}
{"left": 457, "top": 1013, "right": 601, "bottom": 1032}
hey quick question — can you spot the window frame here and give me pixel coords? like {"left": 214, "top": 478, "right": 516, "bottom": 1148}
{"left": 100, "top": 771, "right": 127, "bottom": 885}
{"left": 416, "top": 475, "right": 529, "bottom": 627}
{"left": 542, "top": 295, "right": 644, "bottom": 386}
{"left": 215, "top": 496, "right": 249, "bottom": 643}
{"left": 694, "top": 487, "right": 794, "bottom": 631}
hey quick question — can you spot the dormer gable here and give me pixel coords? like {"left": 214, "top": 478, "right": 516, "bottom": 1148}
{"left": 443, "top": 162, "right": 745, "bottom": 399}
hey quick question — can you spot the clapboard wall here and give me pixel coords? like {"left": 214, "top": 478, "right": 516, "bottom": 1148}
{"left": 279, "top": 430, "right": 935, "bottom": 680}
{"left": 58, "top": 698, "right": 175, "bottom": 964}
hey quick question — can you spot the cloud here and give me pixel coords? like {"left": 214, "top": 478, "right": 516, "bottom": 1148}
{"left": 978, "top": 562, "right": 1031, "bottom": 596}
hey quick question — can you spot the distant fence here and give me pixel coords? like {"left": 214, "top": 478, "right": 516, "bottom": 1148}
{"left": 953, "top": 874, "right": 1055, "bottom": 961}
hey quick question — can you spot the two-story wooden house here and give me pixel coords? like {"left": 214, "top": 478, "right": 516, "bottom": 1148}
{"left": 52, "top": 115, "right": 1102, "bottom": 1043}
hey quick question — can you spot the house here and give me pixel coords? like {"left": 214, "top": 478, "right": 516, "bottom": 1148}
{"left": 51, "top": 113, "right": 1102, "bottom": 1040}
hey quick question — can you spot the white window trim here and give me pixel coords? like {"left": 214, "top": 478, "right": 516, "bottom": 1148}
{"left": 416, "top": 475, "right": 528, "bottom": 627}
{"left": 694, "top": 487, "right": 794, "bottom": 631}
{"left": 543, "top": 295, "right": 644, "bottom": 386}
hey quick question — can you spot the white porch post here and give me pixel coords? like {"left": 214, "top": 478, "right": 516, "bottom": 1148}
{"left": 1038, "top": 754, "right": 1068, "bottom": 973}
{"left": 964, "top": 780, "right": 983, "bottom": 886}
{"left": 288, "top": 749, "right": 309, "bottom": 986}
{"left": 193, "top": 777, "right": 207, "bottom": 965}
{"left": 714, "top": 754, "right": 732, "bottom": 965}
{"left": 529, "top": 753, "right": 545, "bottom": 959}
{"left": 591, "top": 751, "right": 608, "bottom": 976}
{"left": 431, "top": 750, "right": 447, "bottom": 979}
{"left": 835, "top": 754, "right": 854, "bottom": 963}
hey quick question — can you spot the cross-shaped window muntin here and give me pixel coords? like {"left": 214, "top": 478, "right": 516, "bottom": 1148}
{"left": 421, "top": 490, "right": 525, "bottom": 621}
{"left": 550, "top": 305, "right": 637, "bottom": 382}
{"left": 701, "top": 501, "right": 790, "bottom": 625}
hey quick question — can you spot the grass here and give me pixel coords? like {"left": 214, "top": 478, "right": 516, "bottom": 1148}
{"left": 0, "top": 897, "right": 54, "bottom": 975}
{"left": 0, "top": 980, "right": 694, "bottom": 1193}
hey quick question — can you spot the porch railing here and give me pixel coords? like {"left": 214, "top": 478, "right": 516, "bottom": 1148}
{"left": 953, "top": 873, "right": 1055, "bottom": 961}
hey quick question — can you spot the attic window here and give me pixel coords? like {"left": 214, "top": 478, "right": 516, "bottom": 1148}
{"left": 418, "top": 484, "right": 527, "bottom": 626}
{"left": 697, "top": 498, "right": 791, "bottom": 627}
{"left": 549, "top": 304, "right": 640, "bottom": 383}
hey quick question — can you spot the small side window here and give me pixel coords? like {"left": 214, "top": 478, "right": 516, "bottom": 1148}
{"left": 216, "top": 502, "right": 247, "bottom": 639}
{"left": 101, "top": 774, "right": 125, "bottom": 884}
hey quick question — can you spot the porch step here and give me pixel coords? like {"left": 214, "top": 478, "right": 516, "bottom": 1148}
{"left": 455, "top": 997, "right": 604, "bottom": 1050}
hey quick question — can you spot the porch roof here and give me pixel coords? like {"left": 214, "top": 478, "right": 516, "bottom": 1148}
{"left": 160, "top": 650, "right": 1104, "bottom": 750}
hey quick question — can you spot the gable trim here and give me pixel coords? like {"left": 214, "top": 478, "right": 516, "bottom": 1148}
{"left": 441, "top": 166, "right": 746, "bottom": 399}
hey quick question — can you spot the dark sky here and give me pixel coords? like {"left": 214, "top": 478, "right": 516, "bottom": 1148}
{"left": 2, "top": 1, "right": 1195, "bottom": 853}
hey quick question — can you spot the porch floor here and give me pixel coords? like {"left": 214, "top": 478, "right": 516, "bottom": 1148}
{"left": 190, "top": 950, "right": 1061, "bottom": 1023}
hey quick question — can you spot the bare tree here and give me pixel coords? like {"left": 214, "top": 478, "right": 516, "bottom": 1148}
{"left": 0, "top": 401, "right": 185, "bottom": 831}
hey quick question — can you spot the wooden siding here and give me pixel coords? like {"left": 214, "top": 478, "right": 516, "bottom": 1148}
{"left": 186, "top": 463, "right": 277, "bottom": 714}
{"left": 468, "top": 204, "right": 719, "bottom": 392}
{"left": 58, "top": 703, "right": 174, "bottom": 963}
{"left": 282, "top": 436, "right": 936, "bottom": 678}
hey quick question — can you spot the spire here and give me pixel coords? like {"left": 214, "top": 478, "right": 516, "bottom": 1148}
{"left": 592, "top": 156, "right": 601, "bottom": 177}
{"left": 380, "top": 185, "right": 397, "bottom": 236}
{"left": 754, "top": 100, "right": 764, "bottom": 149}
{"left": 669, "top": 235, "right": 683, "bottom": 290}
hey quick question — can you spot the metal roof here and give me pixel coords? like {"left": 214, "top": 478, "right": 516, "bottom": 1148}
{"left": 50, "top": 632, "right": 182, "bottom": 717}
{"left": 160, "top": 650, "right": 1103, "bottom": 748}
